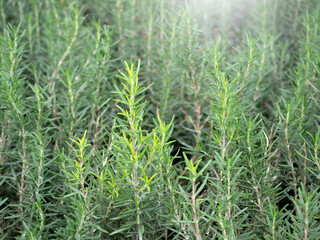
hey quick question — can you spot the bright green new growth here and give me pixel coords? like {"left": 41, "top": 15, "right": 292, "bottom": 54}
{"left": 1, "top": 0, "right": 320, "bottom": 239}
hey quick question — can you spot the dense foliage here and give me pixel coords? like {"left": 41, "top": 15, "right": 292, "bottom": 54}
{"left": 1, "top": 0, "right": 320, "bottom": 239}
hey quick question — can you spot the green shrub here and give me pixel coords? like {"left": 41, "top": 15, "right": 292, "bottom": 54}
{"left": 1, "top": 0, "right": 320, "bottom": 239}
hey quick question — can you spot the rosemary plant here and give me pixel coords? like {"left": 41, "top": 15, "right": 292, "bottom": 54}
{"left": 1, "top": 0, "right": 320, "bottom": 239}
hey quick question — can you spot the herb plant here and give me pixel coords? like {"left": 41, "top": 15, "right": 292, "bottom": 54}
{"left": 1, "top": 0, "right": 320, "bottom": 239}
